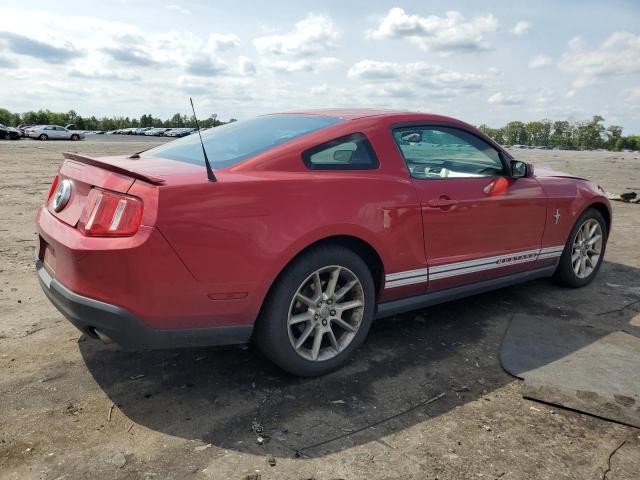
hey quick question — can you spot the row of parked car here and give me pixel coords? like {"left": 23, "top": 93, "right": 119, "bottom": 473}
{"left": 0, "top": 124, "right": 22, "bottom": 140}
{"left": 0, "top": 124, "right": 203, "bottom": 141}
{"left": 0, "top": 124, "right": 86, "bottom": 141}
{"left": 103, "top": 127, "right": 201, "bottom": 137}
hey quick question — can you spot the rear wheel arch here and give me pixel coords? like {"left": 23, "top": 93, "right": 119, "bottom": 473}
{"left": 260, "top": 235, "right": 385, "bottom": 312}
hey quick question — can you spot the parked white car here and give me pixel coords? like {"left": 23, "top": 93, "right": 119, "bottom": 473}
{"left": 27, "top": 125, "right": 84, "bottom": 141}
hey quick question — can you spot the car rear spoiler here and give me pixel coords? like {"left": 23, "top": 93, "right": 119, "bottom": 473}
{"left": 62, "top": 152, "right": 165, "bottom": 185}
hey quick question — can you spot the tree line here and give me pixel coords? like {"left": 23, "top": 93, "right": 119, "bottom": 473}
{"left": 479, "top": 116, "right": 639, "bottom": 151}
{"left": 0, "top": 108, "right": 235, "bottom": 131}
{"left": 1, "top": 108, "right": 638, "bottom": 151}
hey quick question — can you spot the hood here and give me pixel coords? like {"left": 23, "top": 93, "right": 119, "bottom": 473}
{"left": 534, "top": 165, "right": 589, "bottom": 182}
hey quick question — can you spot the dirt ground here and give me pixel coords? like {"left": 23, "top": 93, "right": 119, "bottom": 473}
{"left": 1, "top": 138, "right": 639, "bottom": 480}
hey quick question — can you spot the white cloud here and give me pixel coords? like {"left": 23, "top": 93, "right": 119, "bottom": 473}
{"left": 529, "top": 54, "right": 553, "bottom": 69}
{"left": 165, "top": 4, "right": 191, "bottom": 15}
{"left": 368, "top": 8, "right": 497, "bottom": 54}
{"left": 238, "top": 56, "right": 256, "bottom": 76}
{"left": 253, "top": 14, "right": 339, "bottom": 58}
{"left": 269, "top": 57, "right": 340, "bottom": 74}
{"left": 560, "top": 31, "right": 640, "bottom": 89}
{"left": 626, "top": 87, "right": 640, "bottom": 101}
{"left": 487, "top": 92, "right": 525, "bottom": 105}
{"left": 510, "top": 21, "right": 531, "bottom": 36}
{"left": 206, "top": 33, "right": 241, "bottom": 51}
{"left": 67, "top": 66, "right": 140, "bottom": 81}
{"left": 347, "top": 60, "right": 491, "bottom": 91}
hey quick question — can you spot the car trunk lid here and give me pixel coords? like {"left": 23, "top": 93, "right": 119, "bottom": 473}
{"left": 49, "top": 158, "right": 138, "bottom": 227}
{"left": 48, "top": 152, "right": 205, "bottom": 228}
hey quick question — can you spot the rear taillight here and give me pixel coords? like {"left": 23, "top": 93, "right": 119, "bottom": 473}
{"left": 78, "top": 188, "right": 143, "bottom": 237}
{"left": 46, "top": 175, "right": 59, "bottom": 203}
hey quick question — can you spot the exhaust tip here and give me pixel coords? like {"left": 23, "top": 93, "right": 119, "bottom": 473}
{"left": 92, "top": 328, "right": 113, "bottom": 344}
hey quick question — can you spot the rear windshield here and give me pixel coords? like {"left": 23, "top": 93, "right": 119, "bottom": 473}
{"left": 141, "top": 115, "right": 344, "bottom": 168}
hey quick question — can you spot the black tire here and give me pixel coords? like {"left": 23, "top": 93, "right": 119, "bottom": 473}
{"left": 39, "top": 134, "right": 48, "bottom": 141}
{"left": 71, "top": 134, "right": 79, "bottom": 141}
{"left": 553, "top": 207, "right": 607, "bottom": 288}
{"left": 254, "top": 244, "right": 375, "bottom": 376}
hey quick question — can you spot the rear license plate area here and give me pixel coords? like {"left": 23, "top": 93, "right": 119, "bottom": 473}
{"left": 39, "top": 237, "right": 56, "bottom": 274}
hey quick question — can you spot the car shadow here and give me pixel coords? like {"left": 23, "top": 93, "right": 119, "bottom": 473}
{"left": 78, "top": 261, "right": 639, "bottom": 458}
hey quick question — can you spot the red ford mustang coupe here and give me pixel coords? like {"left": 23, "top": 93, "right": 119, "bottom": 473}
{"left": 36, "top": 109, "right": 611, "bottom": 376}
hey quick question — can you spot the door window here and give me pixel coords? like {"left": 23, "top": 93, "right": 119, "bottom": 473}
{"left": 393, "top": 127, "right": 504, "bottom": 179}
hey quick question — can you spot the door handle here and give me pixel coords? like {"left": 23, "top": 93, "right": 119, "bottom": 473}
{"left": 426, "top": 198, "right": 458, "bottom": 209}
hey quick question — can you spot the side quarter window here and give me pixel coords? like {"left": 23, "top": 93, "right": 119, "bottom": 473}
{"left": 393, "top": 126, "right": 505, "bottom": 179}
{"left": 302, "top": 133, "right": 379, "bottom": 170}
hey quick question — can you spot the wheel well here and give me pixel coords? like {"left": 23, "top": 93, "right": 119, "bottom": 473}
{"left": 587, "top": 202, "right": 611, "bottom": 235}
{"left": 274, "top": 235, "right": 385, "bottom": 301}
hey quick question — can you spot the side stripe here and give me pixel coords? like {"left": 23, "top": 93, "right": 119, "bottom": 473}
{"left": 384, "top": 245, "right": 564, "bottom": 289}
{"left": 385, "top": 274, "right": 430, "bottom": 289}
{"left": 385, "top": 267, "right": 430, "bottom": 282}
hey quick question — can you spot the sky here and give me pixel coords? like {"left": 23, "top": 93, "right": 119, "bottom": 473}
{"left": 0, "top": 0, "right": 639, "bottom": 132}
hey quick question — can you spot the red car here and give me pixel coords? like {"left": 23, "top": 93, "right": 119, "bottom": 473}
{"left": 36, "top": 109, "right": 611, "bottom": 376}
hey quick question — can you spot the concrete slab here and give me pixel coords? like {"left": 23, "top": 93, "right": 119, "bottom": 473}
{"left": 501, "top": 314, "right": 640, "bottom": 427}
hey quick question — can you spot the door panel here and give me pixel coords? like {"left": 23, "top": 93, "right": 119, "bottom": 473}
{"left": 413, "top": 176, "right": 547, "bottom": 291}
{"left": 392, "top": 125, "right": 547, "bottom": 292}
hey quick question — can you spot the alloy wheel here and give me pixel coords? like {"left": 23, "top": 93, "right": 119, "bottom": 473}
{"left": 571, "top": 218, "right": 603, "bottom": 278}
{"left": 287, "top": 265, "right": 364, "bottom": 362}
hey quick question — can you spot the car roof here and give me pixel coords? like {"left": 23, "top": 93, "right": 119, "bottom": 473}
{"left": 267, "top": 108, "right": 467, "bottom": 123}
{"left": 270, "top": 108, "right": 426, "bottom": 120}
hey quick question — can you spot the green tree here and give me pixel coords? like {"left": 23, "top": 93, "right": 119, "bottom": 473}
{"left": 503, "top": 121, "right": 527, "bottom": 145}
{"left": 606, "top": 125, "right": 623, "bottom": 149}
{"left": 525, "top": 120, "right": 551, "bottom": 146}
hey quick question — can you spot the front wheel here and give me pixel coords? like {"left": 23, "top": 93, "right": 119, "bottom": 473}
{"left": 39, "top": 134, "right": 48, "bottom": 141}
{"left": 254, "top": 245, "right": 375, "bottom": 376}
{"left": 71, "top": 134, "right": 79, "bottom": 141}
{"left": 553, "top": 208, "right": 607, "bottom": 287}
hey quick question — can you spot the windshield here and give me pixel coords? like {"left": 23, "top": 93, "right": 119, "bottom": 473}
{"left": 141, "top": 114, "right": 344, "bottom": 168}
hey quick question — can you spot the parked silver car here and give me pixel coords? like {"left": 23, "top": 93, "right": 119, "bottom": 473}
{"left": 26, "top": 125, "right": 84, "bottom": 141}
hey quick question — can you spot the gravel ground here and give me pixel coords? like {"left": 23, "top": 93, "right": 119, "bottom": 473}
{"left": 0, "top": 138, "right": 639, "bottom": 480}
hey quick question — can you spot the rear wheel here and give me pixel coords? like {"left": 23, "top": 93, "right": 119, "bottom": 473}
{"left": 39, "top": 134, "right": 48, "bottom": 141}
{"left": 553, "top": 208, "right": 607, "bottom": 287}
{"left": 254, "top": 245, "right": 375, "bottom": 376}
{"left": 71, "top": 134, "right": 79, "bottom": 141}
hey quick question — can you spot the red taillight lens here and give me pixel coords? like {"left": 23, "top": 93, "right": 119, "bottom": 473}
{"left": 46, "top": 175, "right": 59, "bottom": 203}
{"left": 78, "top": 188, "right": 143, "bottom": 237}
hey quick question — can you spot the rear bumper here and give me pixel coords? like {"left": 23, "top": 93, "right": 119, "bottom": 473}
{"left": 36, "top": 259, "right": 253, "bottom": 349}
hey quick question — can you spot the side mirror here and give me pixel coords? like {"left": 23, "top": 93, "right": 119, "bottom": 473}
{"left": 333, "top": 149, "right": 353, "bottom": 163}
{"left": 400, "top": 131, "right": 422, "bottom": 143}
{"left": 511, "top": 160, "right": 530, "bottom": 178}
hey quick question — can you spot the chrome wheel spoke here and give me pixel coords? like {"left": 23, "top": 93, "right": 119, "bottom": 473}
{"left": 289, "top": 311, "right": 313, "bottom": 326}
{"left": 336, "top": 299, "right": 363, "bottom": 312}
{"left": 295, "top": 323, "right": 315, "bottom": 349}
{"left": 313, "top": 272, "right": 322, "bottom": 299}
{"left": 334, "top": 279, "right": 358, "bottom": 301}
{"left": 332, "top": 317, "right": 356, "bottom": 333}
{"left": 310, "top": 327, "right": 323, "bottom": 360}
{"left": 327, "top": 329, "right": 340, "bottom": 352}
{"left": 295, "top": 293, "right": 315, "bottom": 308}
{"left": 326, "top": 267, "right": 341, "bottom": 298}
{"left": 588, "top": 234, "right": 601, "bottom": 246}
{"left": 573, "top": 258, "right": 581, "bottom": 274}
